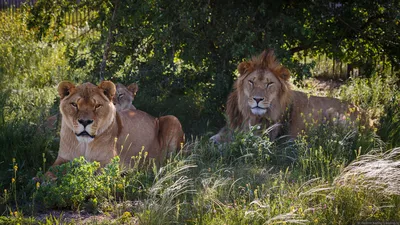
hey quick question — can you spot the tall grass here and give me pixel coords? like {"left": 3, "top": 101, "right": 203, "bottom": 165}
{"left": 137, "top": 158, "right": 196, "bottom": 225}
{"left": 338, "top": 74, "right": 400, "bottom": 118}
{"left": 335, "top": 148, "right": 400, "bottom": 196}
{"left": 1, "top": 123, "right": 399, "bottom": 224}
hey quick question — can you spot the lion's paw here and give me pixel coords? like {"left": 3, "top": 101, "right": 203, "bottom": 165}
{"left": 209, "top": 134, "right": 221, "bottom": 144}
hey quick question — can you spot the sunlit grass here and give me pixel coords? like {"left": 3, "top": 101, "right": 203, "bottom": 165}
{"left": 0, "top": 119, "right": 399, "bottom": 224}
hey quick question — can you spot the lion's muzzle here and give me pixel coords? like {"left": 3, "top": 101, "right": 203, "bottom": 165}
{"left": 76, "top": 130, "right": 95, "bottom": 139}
{"left": 251, "top": 106, "right": 267, "bottom": 116}
{"left": 250, "top": 99, "right": 270, "bottom": 116}
{"left": 75, "top": 119, "right": 96, "bottom": 143}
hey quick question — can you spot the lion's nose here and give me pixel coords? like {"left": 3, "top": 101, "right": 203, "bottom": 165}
{"left": 78, "top": 119, "right": 93, "bottom": 127}
{"left": 253, "top": 97, "right": 264, "bottom": 104}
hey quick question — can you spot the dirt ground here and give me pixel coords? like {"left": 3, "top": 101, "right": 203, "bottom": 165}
{"left": 301, "top": 77, "right": 344, "bottom": 96}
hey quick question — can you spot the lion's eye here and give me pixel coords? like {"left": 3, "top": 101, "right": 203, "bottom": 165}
{"left": 118, "top": 94, "right": 124, "bottom": 99}
{"left": 266, "top": 82, "right": 274, "bottom": 87}
{"left": 248, "top": 80, "right": 254, "bottom": 86}
{"left": 95, "top": 104, "right": 102, "bottom": 109}
{"left": 70, "top": 102, "right": 77, "bottom": 108}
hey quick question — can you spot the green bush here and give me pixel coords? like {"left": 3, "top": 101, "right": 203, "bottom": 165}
{"left": 35, "top": 157, "right": 124, "bottom": 211}
{"left": 378, "top": 96, "right": 400, "bottom": 148}
{"left": 0, "top": 10, "right": 92, "bottom": 123}
{"left": 338, "top": 74, "right": 400, "bottom": 118}
{"left": 337, "top": 74, "right": 400, "bottom": 148}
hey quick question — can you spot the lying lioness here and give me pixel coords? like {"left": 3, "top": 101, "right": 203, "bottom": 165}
{"left": 47, "top": 81, "right": 184, "bottom": 176}
{"left": 113, "top": 82, "right": 139, "bottom": 111}
{"left": 112, "top": 83, "right": 185, "bottom": 157}
{"left": 211, "top": 50, "right": 368, "bottom": 142}
{"left": 41, "top": 82, "right": 139, "bottom": 132}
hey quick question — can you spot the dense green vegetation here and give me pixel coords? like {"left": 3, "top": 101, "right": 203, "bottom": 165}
{"left": 26, "top": 0, "right": 400, "bottom": 134}
{"left": 0, "top": 0, "right": 400, "bottom": 223}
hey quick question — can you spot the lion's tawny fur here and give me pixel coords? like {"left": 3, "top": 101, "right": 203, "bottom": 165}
{"left": 113, "top": 82, "right": 139, "bottom": 111}
{"left": 113, "top": 83, "right": 185, "bottom": 158}
{"left": 211, "top": 50, "right": 362, "bottom": 142}
{"left": 48, "top": 81, "right": 184, "bottom": 176}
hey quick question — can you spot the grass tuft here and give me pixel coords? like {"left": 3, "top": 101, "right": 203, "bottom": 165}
{"left": 137, "top": 159, "right": 196, "bottom": 225}
{"left": 335, "top": 147, "right": 400, "bottom": 196}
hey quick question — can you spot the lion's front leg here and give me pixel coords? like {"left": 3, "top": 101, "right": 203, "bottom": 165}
{"left": 45, "top": 155, "right": 69, "bottom": 179}
{"left": 210, "top": 126, "right": 233, "bottom": 144}
{"left": 267, "top": 124, "right": 282, "bottom": 141}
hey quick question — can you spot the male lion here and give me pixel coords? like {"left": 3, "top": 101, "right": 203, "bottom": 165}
{"left": 47, "top": 81, "right": 184, "bottom": 177}
{"left": 113, "top": 82, "right": 139, "bottom": 111}
{"left": 211, "top": 50, "right": 363, "bottom": 143}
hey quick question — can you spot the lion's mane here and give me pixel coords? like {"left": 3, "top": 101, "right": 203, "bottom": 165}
{"left": 226, "top": 50, "right": 292, "bottom": 130}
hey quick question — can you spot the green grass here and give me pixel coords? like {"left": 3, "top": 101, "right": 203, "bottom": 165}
{"left": 2, "top": 123, "right": 399, "bottom": 224}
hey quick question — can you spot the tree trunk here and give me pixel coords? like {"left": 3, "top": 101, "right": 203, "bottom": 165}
{"left": 347, "top": 64, "right": 353, "bottom": 79}
{"left": 99, "top": 0, "right": 119, "bottom": 81}
{"left": 332, "top": 58, "right": 335, "bottom": 77}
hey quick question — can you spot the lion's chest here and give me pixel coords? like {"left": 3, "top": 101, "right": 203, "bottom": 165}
{"left": 71, "top": 141, "right": 115, "bottom": 165}
{"left": 66, "top": 142, "right": 91, "bottom": 160}
{"left": 77, "top": 142, "right": 90, "bottom": 158}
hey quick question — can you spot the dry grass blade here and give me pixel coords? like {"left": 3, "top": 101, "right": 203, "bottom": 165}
{"left": 298, "top": 185, "right": 333, "bottom": 198}
{"left": 139, "top": 160, "right": 197, "bottom": 225}
{"left": 265, "top": 212, "right": 308, "bottom": 225}
{"left": 334, "top": 147, "right": 400, "bottom": 195}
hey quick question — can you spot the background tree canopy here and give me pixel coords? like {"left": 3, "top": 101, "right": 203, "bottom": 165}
{"left": 26, "top": 0, "right": 400, "bottom": 134}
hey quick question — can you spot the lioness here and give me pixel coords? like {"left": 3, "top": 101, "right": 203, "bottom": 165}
{"left": 40, "top": 83, "right": 139, "bottom": 132}
{"left": 211, "top": 50, "right": 363, "bottom": 143}
{"left": 113, "top": 83, "right": 183, "bottom": 156}
{"left": 113, "top": 82, "right": 139, "bottom": 111}
{"left": 48, "top": 81, "right": 184, "bottom": 176}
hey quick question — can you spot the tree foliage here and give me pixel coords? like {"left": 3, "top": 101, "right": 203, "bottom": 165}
{"left": 26, "top": 0, "right": 400, "bottom": 134}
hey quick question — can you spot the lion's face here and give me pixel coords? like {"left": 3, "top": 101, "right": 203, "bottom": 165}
{"left": 58, "top": 81, "right": 116, "bottom": 143}
{"left": 113, "top": 83, "right": 138, "bottom": 111}
{"left": 242, "top": 70, "right": 282, "bottom": 116}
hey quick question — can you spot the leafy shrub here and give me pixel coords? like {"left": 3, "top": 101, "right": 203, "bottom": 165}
{"left": 0, "top": 11, "right": 91, "bottom": 123}
{"left": 35, "top": 157, "right": 125, "bottom": 212}
{"left": 0, "top": 121, "right": 57, "bottom": 203}
{"left": 338, "top": 74, "right": 400, "bottom": 118}
{"left": 337, "top": 74, "right": 400, "bottom": 148}
{"left": 378, "top": 96, "right": 400, "bottom": 148}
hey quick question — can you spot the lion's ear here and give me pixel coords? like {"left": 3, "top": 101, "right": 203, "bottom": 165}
{"left": 58, "top": 81, "right": 75, "bottom": 99}
{"left": 127, "top": 83, "right": 139, "bottom": 96}
{"left": 98, "top": 81, "right": 116, "bottom": 101}
{"left": 265, "top": 49, "right": 276, "bottom": 64}
{"left": 238, "top": 62, "right": 251, "bottom": 76}
{"left": 280, "top": 68, "right": 290, "bottom": 81}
